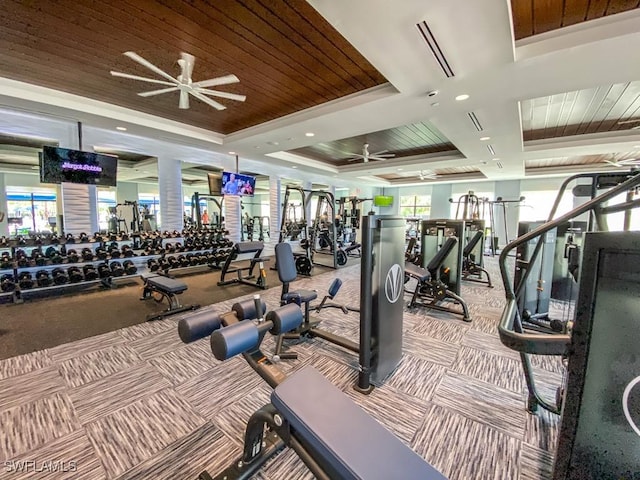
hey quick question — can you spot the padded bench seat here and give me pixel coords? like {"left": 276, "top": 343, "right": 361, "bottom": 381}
{"left": 141, "top": 274, "right": 198, "bottom": 321}
{"left": 404, "top": 261, "right": 431, "bottom": 282}
{"left": 271, "top": 365, "right": 447, "bottom": 480}
{"left": 145, "top": 274, "right": 188, "bottom": 294}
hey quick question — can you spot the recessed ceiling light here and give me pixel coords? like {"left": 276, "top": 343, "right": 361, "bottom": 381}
{"left": 455, "top": 94, "right": 469, "bottom": 101}
{"left": 492, "top": 157, "right": 500, "bottom": 161}
{"left": 397, "top": 168, "right": 403, "bottom": 171}
{"left": 292, "top": 166, "right": 297, "bottom": 169}
{"left": 305, "top": 132, "right": 315, "bottom": 137}
{"left": 267, "top": 141, "right": 279, "bottom": 146}
{"left": 116, "top": 126, "right": 127, "bottom": 131}
{"left": 480, "top": 136, "right": 491, "bottom": 141}
{"left": 431, "top": 102, "right": 440, "bottom": 107}
{"left": 228, "top": 151, "right": 236, "bottom": 155}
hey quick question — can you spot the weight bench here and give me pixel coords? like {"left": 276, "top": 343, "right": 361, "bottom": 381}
{"left": 217, "top": 241, "right": 269, "bottom": 290}
{"left": 405, "top": 236, "right": 471, "bottom": 322}
{"left": 140, "top": 274, "right": 200, "bottom": 321}
{"left": 194, "top": 302, "right": 447, "bottom": 480}
{"left": 461, "top": 230, "right": 493, "bottom": 287}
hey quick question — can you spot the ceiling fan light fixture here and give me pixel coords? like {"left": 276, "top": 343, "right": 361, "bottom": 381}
{"left": 455, "top": 94, "right": 469, "bottom": 101}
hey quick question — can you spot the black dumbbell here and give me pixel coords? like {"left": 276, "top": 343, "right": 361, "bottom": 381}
{"left": 158, "top": 257, "right": 170, "bottom": 271}
{"left": 177, "top": 255, "right": 190, "bottom": 267}
{"left": 66, "top": 249, "right": 80, "bottom": 263}
{"left": 109, "top": 245, "right": 121, "bottom": 259}
{"left": 1, "top": 274, "right": 16, "bottom": 292}
{"left": 164, "top": 242, "right": 175, "bottom": 253}
{"left": 83, "top": 264, "right": 99, "bottom": 281}
{"left": 121, "top": 245, "right": 134, "bottom": 258}
{"left": 52, "top": 267, "right": 69, "bottom": 285}
{"left": 33, "top": 251, "right": 47, "bottom": 266}
{"left": 78, "top": 232, "right": 90, "bottom": 243}
{"left": 147, "top": 258, "right": 160, "bottom": 272}
{"left": 97, "top": 263, "right": 112, "bottom": 279}
{"left": 45, "top": 246, "right": 58, "bottom": 258}
{"left": 120, "top": 232, "right": 130, "bottom": 241}
{"left": 93, "top": 232, "right": 104, "bottom": 243}
{"left": 65, "top": 233, "right": 76, "bottom": 244}
{"left": 18, "top": 272, "right": 34, "bottom": 289}
{"left": 67, "top": 266, "right": 84, "bottom": 283}
{"left": 174, "top": 242, "right": 184, "bottom": 252}
{"left": 167, "top": 256, "right": 180, "bottom": 268}
{"left": 0, "top": 252, "right": 12, "bottom": 270}
{"left": 95, "top": 246, "right": 108, "bottom": 260}
{"left": 81, "top": 247, "right": 94, "bottom": 262}
{"left": 123, "top": 260, "right": 138, "bottom": 275}
{"left": 110, "top": 261, "right": 124, "bottom": 277}
{"left": 35, "top": 270, "right": 52, "bottom": 287}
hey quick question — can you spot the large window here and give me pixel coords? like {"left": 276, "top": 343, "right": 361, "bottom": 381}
{"left": 449, "top": 191, "right": 492, "bottom": 221}
{"left": 400, "top": 195, "right": 431, "bottom": 218}
{"left": 519, "top": 190, "right": 573, "bottom": 222}
{"left": 97, "top": 190, "right": 116, "bottom": 232}
{"left": 139, "top": 194, "right": 161, "bottom": 227}
{"left": 6, "top": 187, "right": 57, "bottom": 234}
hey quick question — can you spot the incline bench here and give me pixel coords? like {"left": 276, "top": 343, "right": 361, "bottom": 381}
{"left": 140, "top": 274, "right": 200, "bottom": 321}
{"left": 217, "top": 241, "right": 269, "bottom": 290}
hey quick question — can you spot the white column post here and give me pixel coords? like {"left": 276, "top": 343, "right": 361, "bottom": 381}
{"left": 157, "top": 156, "right": 183, "bottom": 231}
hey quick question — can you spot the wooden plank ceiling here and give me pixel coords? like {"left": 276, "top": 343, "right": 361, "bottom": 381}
{"left": 511, "top": 0, "right": 640, "bottom": 41}
{"left": 290, "top": 121, "right": 457, "bottom": 166}
{"left": 526, "top": 152, "right": 640, "bottom": 169}
{"left": 0, "top": 0, "right": 387, "bottom": 135}
{"left": 521, "top": 81, "right": 640, "bottom": 141}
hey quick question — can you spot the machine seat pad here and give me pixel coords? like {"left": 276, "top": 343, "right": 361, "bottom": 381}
{"left": 404, "top": 262, "right": 431, "bottom": 283}
{"left": 146, "top": 275, "right": 188, "bottom": 294}
{"left": 271, "top": 365, "right": 447, "bottom": 480}
{"left": 282, "top": 290, "right": 318, "bottom": 304}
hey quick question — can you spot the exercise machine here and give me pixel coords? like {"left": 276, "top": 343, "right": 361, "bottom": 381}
{"left": 140, "top": 273, "right": 200, "bottom": 321}
{"left": 485, "top": 196, "right": 526, "bottom": 255}
{"left": 308, "top": 190, "right": 347, "bottom": 268}
{"left": 276, "top": 186, "right": 313, "bottom": 275}
{"left": 192, "top": 193, "right": 224, "bottom": 229}
{"left": 449, "top": 191, "right": 485, "bottom": 220}
{"left": 419, "top": 219, "right": 464, "bottom": 295}
{"left": 217, "top": 241, "right": 268, "bottom": 290}
{"left": 461, "top": 227, "right": 492, "bottom": 287}
{"left": 274, "top": 214, "right": 406, "bottom": 392}
{"left": 177, "top": 297, "right": 446, "bottom": 480}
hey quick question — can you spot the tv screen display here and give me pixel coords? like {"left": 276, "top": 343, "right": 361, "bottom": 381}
{"left": 207, "top": 173, "right": 222, "bottom": 196}
{"left": 221, "top": 171, "right": 255, "bottom": 197}
{"left": 40, "top": 146, "right": 118, "bottom": 187}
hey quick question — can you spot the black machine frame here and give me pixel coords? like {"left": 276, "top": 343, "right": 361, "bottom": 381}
{"left": 192, "top": 192, "right": 224, "bottom": 229}
{"left": 420, "top": 219, "right": 464, "bottom": 295}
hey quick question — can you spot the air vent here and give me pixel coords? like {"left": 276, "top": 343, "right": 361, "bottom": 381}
{"left": 416, "top": 21, "right": 454, "bottom": 78}
{"left": 467, "top": 112, "right": 483, "bottom": 132}
{"left": 496, "top": 161, "right": 504, "bottom": 169}
{"left": 487, "top": 144, "right": 496, "bottom": 156}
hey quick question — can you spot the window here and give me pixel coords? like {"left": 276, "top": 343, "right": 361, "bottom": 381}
{"left": 449, "top": 191, "right": 492, "bottom": 221}
{"left": 400, "top": 195, "right": 431, "bottom": 218}
{"left": 97, "top": 190, "right": 116, "bottom": 232}
{"left": 519, "top": 190, "right": 573, "bottom": 222}
{"left": 6, "top": 187, "right": 57, "bottom": 234}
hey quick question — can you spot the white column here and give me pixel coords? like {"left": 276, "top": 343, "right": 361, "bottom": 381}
{"left": 157, "top": 156, "right": 183, "bottom": 231}
{"left": 224, "top": 195, "right": 242, "bottom": 244}
{"left": 0, "top": 173, "right": 8, "bottom": 237}
{"left": 61, "top": 183, "right": 99, "bottom": 234}
{"left": 269, "top": 176, "right": 282, "bottom": 242}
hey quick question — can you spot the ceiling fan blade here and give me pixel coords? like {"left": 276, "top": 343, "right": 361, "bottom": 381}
{"left": 110, "top": 71, "right": 176, "bottom": 87}
{"left": 123, "top": 51, "right": 178, "bottom": 83}
{"left": 369, "top": 156, "right": 388, "bottom": 161}
{"left": 372, "top": 149, "right": 390, "bottom": 155}
{"left": 180, "top": 52, "right": 195, "bottom": 82}
{"left": 193, "top": 74, "right": 240, "bottom": 88}
{"left": 190, "top": 91, "right": 226, "bottom": 110}
{"left": 373, "top": 153, "right": 395, "bottom": 158}
{"left": 617, "top": 119, "right": 640, "bottom": 124}
{"left": 346, "top": 157, "right": 362, "bottom": 162}
{"left": 194, "top": 88, "right": 246, "bottom": 102}
{"left": 604, "top": 159, "right": 622, "bottom": 166}
{"left": 179, "top": 90, "right": 190, "bottom": 109}
{"left": 138, "top": 86, "right": 180, "bottom": 97}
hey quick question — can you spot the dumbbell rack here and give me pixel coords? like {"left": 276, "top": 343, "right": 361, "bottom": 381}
{"left": 0, "top": 228, "right": 233, "bottom": 304}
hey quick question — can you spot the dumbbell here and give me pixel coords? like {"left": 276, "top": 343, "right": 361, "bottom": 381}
{"left": 78, "top": 232, "right": 90, "bottom": 243}
{"left": 120, "top": 232, "right": 130, "bottom": 241}
{"left": 158, "top": 257, "right": 170, "bottom": 271}
{"left": 83, "top": 264, "right": 99, "bottom": 281}
{"left": 97, "top": 263, "right": 112, "bottom": 279}
{"left": 93, "top": 232, "right": 104, "bottom": 243}
{"left": 110, "top": 261, "right": 124, "bottom": 277}
{"left": 17, "top": 272, "right": 34, "bottom": 289}
{"left": 147, "top": 258, "right": 160, "bottom": 272}
{"left": 1, "top": 274, "right": 16, "bottom": 292}
{"left": 45, "top": 246, "right": 58, "bottom": 258}
{"left": 0, "top": 252, "right": 12, "bottom": 270}
{"left": 164, "top": 242, "right": 175, "bottom": 253}
{"left": 65, "top": 233, "right": 76, "bottom": 244}
{"left": 52, "top": 267, "right": 69, "bottom": 285}
{"left": 16, "top": 250, "right": 30, "bottom": 268}
{"left": 109, "top": 245, "right": 121, "bottom": 259}
{"left": 174, "top": 242, "right": 184, "bottom": 252}
{"left": 0, "top": 236, "right": 8, "bottom": 247}
{"left": 50, "top": 234, "right": 60, "bottom": 245}
{"left": 66, "top": 249, "right": 80, "bottom": 263}
{"left": 95, "top": 246, "right": 108, "bottom": 260}
{"left": 67, "top": 266, "right": 84, "bottom": 283}
{"left": 81, "top": 247, "right": 94, "bottom": 262}
{"left": 33, "top": 251, "right": 47, "bottom": 266}
{"left": 165, "top": 256, "right": 178, "bottom": 269}
{"left": 35, "top": 270, "right": 52, "bottom": 287}
{"left": 121, "top": 245, "right": 134, "bottom": 258}
{"left": 177, "top": 255, "right": 190, "bottom": 267}
{"left": 123, "top": 260, "right": 137, "bottom": 275}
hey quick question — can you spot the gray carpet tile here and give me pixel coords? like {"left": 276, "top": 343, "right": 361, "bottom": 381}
{"left": 0, "top": 367, "right": 64, "bottom": 411}
{"left": 410, "top": 317, "right": 469, "bottom": 344}
{"left": 529, "top": 367, "right": 564, "bottom": 405}
{"left": 519, "top": 445, "right": 554, "bottom": 480}
{"left": 212, "top": 384, "right": 273, "bottom": 444}
{"left": 433, "top": 371, "right": 527, "bottom": 439}
{"left": 451, "top": 346, "right": 524, "bottom": 393}
{"left": 112, "top": 422, "right": 237, "bottom": 480}
{"left": 0, "top": 429, "right": 106, "bottom": 480}
{"left": 385, "top": 354, "right": 447, "bottom": 401}
{"left": 127, "top": 328, "right": 186, "bottom": 360}
{"left": 461, "top": 328, "right": 521, "bottom": 361}
{"left": 262, "top": 448, "right": 315, "bottom": 480}
{"left": 403, "top": 330, "right": 460, "bottom": 366}
{"left": 148, "top": 339, "right": 218, "bottom": 386}
{"left": 57, "top": 344, "right": 143, "bottom": 388}
{"left": 297, "top": 353, "right": 359, "bottom": 391}
{"left": 176, "top": 356, "right": 264, "bottom": 419}
{"left": 0, "top": 349, "right": 52, "bottom": 381}
{"left": 68, "top": 364, "right": 172, "bottom": 424}
{"left": 47, "top": 331, "right": 126, "bottom": 363}
{"left": 85, "top": 388, "right": 206, "bottom": 478}
{"left": 529, "top": 353, "right": 565, "bottom": 374}
{"left": 523, "top": 407, "right": 560, "bottom": 452}
{"left": 468, "top": 310, "right": 506, "bottom": 334}
{"left": 117, "top": 318, "right": 177, "bottom": 342}
{"left": 411, "top": 402, "right": 520, "bottom": 480}
{"left": 0, "top": 393, "right": 79, "bottom": 462}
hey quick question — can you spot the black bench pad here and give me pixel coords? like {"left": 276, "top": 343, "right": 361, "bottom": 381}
{"left": 404, "top": 262, "right": 431, "bottom": 282}
{"left": 146, "top": 275, "right": 187, "bottom": 294}
{"left": 271, "top": 365, "right": 447, "bottom": 480}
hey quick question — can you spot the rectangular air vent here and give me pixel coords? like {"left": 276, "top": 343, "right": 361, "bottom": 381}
{"left": 496, "top": 161, "right": 504, "bottom": 169}
{"left": 487, "top": 144, "right": 496, "bottom": 156}
{"left": 416, "top": 21, "right": 454, "bottom": 78}
{"left": 468, "top": 112, "right": 483, "bottom": 131}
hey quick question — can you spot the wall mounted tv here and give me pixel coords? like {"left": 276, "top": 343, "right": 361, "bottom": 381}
{"left": 207, "top": 173, "right": 223, "bottom": 196}
{"left": 221, "top": 171, "right": 256, "bottom": 197}
{"left": 40, "top": 146, "right": 118, "bottom": 187}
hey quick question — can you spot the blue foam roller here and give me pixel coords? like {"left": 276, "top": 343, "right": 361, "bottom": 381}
{"left": 210, "top": 320, "right": 259, "bottom": 360}
{"left": 268, "top": 303, "right": 303, "bottom": 335}
{"left": 178, "top": 310, "right": 222, "bottom": 343}
{"left": 232, "top": 297, "right": 267, "bottom": 320}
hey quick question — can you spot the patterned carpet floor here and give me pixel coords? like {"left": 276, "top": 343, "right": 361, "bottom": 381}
{"left": 0, "top": 256, "right": 562, "bottom": 479}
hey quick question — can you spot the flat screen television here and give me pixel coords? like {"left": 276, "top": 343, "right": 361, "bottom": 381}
{"left": 40, "top": 146, "right": 118, "bottom": 187}
{"left": 221, "top": 171, "right": 255, "bottom": 197}
{"left": 207, "top": 173, "right": 223, "bottom": 196}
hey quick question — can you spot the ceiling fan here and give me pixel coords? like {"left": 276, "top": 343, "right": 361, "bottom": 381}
{"left": 110, "top": 51, "right": 246, "bottom": 111}
{"left": 617, "top": 119, "right": 640, "bottom": 130}
{"left": 346, "top": 143, "right": 395, "bottom": 163}
{"left": 418, "top": 170, "right": 439, "bottom": 180}
{"left": 604, "top": 157, "right": 640, "bottom": 168}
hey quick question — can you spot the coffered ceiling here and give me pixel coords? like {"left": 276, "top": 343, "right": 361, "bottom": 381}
{"left": 0, "top": 0, "right": 640, "bottom": 188}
